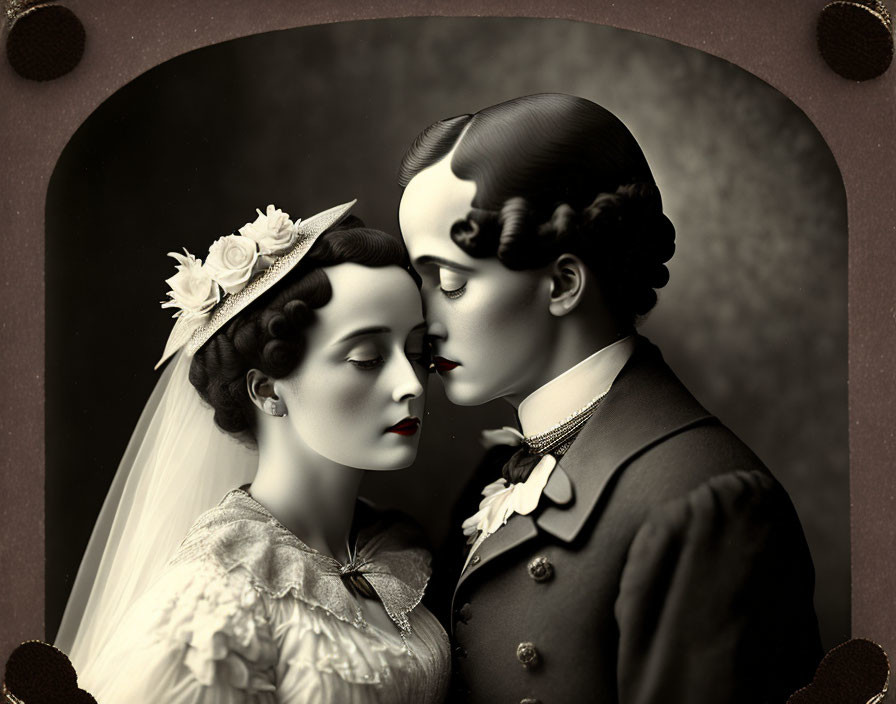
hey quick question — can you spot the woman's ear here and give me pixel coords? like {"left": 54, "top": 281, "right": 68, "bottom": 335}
{"left": 548, "top": 254, "right": 588, "bottom": 317}
{"left": 246, "top": 369, "right": 288, "bottom": 417}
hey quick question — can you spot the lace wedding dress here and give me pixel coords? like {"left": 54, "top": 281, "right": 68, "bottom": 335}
{"left": 79, "top": 488, "right": 451, "bottom": 703}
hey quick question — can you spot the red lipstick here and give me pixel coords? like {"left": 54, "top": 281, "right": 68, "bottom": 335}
{"left": 387, "top": 417, "right": 421, "bottom": 436}
{"left": 433, "top": 356, "right": 460, "bottom": 374}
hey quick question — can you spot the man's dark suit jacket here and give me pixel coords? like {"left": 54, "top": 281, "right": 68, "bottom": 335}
{"left": 442, "top": 336, "right": 822, "bottom": 704}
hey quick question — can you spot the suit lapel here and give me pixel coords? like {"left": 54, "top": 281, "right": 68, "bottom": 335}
{"left": 452, "top": 337, "right": 716, "bottom": 604}
{"left": 537, "top": 337, "right": 716, "bottom": 542}
{"left": 455, "top": 512, "right": 539, "bottom": 594}
{"left": 451, "top": 511, "right": 538, "bottom": 628}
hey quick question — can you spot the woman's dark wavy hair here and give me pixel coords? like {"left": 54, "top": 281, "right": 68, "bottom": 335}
{"left": 188, "top": 217, "right": 410, "bottom": 438}
{"left": 398, "top": 93, "right": 676, "bottom": 328}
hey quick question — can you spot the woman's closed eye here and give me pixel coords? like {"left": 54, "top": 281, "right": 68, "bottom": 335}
{"left": 438, "top": 268, "right": 467, "bottom": 299}
{"left": 349, "top": 357, "right": 384, "bottom": 370}
{"left": 346, "top": 343, "right": 384, "bottom": 370}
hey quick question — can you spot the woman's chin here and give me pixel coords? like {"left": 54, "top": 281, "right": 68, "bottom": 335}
{"left": 358, "top": 441, "right": 420, "bottom": 471}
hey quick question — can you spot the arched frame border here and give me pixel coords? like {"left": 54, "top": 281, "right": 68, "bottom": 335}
{"left": 1, "top": 0, "right": 893, "bottom": 663}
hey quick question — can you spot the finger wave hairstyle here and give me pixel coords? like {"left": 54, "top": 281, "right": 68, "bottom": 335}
{"left": 188, "top": 217, "right": 410, "bottom": 438}
{"left": 398, "top": 93, "right": 676, "bottom": 328}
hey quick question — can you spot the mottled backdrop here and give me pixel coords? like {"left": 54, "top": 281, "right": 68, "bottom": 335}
{"left": 45, "top": 17, "right": 847, "bottom": 648}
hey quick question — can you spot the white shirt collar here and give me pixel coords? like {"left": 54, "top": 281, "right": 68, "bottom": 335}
{"left": 517, "top": 336, "right": 636, "bottom": 438}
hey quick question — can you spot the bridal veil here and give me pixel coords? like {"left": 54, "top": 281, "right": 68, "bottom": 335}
{"left": 54, "top": 352, "right": 258, "bottom": 672}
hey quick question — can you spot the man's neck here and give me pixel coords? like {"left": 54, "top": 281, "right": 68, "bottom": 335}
{"left": 516, "top": 335, "right": 637, "bottom": 437}
{"left": 504, "top": 318, "right": 630, "bottom": 409}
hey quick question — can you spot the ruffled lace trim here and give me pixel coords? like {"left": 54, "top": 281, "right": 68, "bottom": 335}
{"left": 275, "top": 599, "right": 412, "bottom": 687}
{"left": 150, "top": 561, "right": 277, "bottom": 693}
{"left": 169, "top": 489, "right": 431, "bottom": 634}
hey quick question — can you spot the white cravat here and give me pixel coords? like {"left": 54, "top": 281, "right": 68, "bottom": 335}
{"left": 461, "top": 452, "right": 557, "bottom": 571}
{"left": 461, "top": 336, "right": 636, "bottom": 566}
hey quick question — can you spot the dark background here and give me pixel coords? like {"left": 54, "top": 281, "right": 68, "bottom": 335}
{"left": 45, "top": 17, "right": 848, "bottom": 648}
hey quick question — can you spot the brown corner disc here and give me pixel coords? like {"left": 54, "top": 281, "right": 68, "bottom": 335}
{"left": 6, "top": 4, "right": 86, "bottom": 82}
{"left": 817, "top": 0, "right": 894, "bottom": 81}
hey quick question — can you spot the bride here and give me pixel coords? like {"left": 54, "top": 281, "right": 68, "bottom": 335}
{"left": 54, "top": 201, "right": 451, "bottom": 702}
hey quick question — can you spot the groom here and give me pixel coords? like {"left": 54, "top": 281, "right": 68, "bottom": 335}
{"left": 397, "top": 94, "right": 822, "bottom": 703}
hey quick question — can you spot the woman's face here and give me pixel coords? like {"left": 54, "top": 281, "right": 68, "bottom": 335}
{"left": 273, "top": 262, "right": 427, "bottom": 471}
{"left": 398, "top": 154, "right": 557, "bottom": 407}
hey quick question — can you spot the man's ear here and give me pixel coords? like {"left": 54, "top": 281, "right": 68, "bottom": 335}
{"left": 548, "top": 254, "right": 588, "bottom": 317}
{"left": 246, "top": 368, "right": 278, "bottom": 413}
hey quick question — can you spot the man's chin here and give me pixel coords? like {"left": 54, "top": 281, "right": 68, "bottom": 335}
{"left": 441, "top": 377, "right": 500, "bottom": 407}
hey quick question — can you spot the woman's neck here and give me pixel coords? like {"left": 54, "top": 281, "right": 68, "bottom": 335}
{"left": 248, "top": 418, "right": 364, "bottom": 563}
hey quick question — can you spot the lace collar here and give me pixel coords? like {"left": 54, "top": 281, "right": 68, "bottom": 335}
{"left": 170, "top": 488, "right": 431, "bottom": 634}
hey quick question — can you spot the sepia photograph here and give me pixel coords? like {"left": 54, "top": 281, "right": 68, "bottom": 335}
{"left": 6, "top": 3, "right": 894, "bottom": 702}
{"left": 37, "top": 17, "right": 849, "bottom": 702}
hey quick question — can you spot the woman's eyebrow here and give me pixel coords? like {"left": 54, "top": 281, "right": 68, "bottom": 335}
{"left": 335, "top": 326, "right": 390, "bottom": 344}
{"left": 414, "top": 255, "right": 474, "bottom": 273}
{"left": 336, "top": 322, "right": 427, "bottom": 346}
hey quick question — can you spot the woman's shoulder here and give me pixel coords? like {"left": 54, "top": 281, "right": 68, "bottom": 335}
{"left": 149, "top": 556, "right": 278, "bottom": 686}
{"left": 167, "top": 490, "right": 433, "bottom": 631}
{"left": 144, "top": 489, "right": 281, "bottom": 650}
{"left": 173, "top": 490, "right": 431, "bottom": 577}
{"left": 166, "top": 488, "right": 328, "bottom": 605}
{"left": 87, "top": 535, "right": 278, "bottom": 698}
{"left": 172, "top": 490, "right": 429, "bottom": 561}
{"left": 169, "top": 487, "right": 285, "bottom": 567}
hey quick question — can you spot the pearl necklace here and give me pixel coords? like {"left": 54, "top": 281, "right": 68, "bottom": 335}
{"left": 522, "top": 385, "right": 611, "bottom": 456}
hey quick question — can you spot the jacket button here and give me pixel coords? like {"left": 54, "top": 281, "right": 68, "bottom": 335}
{"left": 470, "top": 554, "right": 481, "bottom": 566}
{"left": 520, "top": 699, "right": 542, "bottom": 704}
{"left": 527, "top": 555, "right": 554, "bottom": 582}
{"left": 454, "top": 645, "right": 467, "bottom": 659}
{"left": 516, "top": 641, "right": 540, "bottom": 670}
{"left": 456, "top": 602, "right": 473, "bottom": 624}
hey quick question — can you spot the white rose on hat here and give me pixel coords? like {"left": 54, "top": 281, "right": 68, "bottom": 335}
{"left": 239, "top": 204, "right": 300, "bottom": 256}
{"left": 204, "top": 234, "right": 261, "bottom": 295}
{"left": 160, "top": 249, "right": 221, "bottom": 318}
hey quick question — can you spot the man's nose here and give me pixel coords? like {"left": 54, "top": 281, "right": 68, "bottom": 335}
{"left": 427, "top": 320, "right": 448, "bottom": 340}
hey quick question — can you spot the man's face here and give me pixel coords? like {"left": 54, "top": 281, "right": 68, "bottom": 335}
{"left": 398, "top": 153, "right": 557, "bottom": 407}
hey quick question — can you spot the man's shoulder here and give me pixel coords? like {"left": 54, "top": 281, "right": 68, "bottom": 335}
{"left": 561, "top": 336, "right": 773, "bottom": 516}
{"left": 628, "top": 419, "right": 769, "bottom": 493}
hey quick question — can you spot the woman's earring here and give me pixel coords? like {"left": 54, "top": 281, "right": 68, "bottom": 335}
{"left": 264, "top": 398, "right": 287, "bottom": 417}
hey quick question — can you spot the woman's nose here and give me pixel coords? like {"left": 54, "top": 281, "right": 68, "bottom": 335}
{"left": 392, "top": 357, "right": 425, "bottom": 403}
